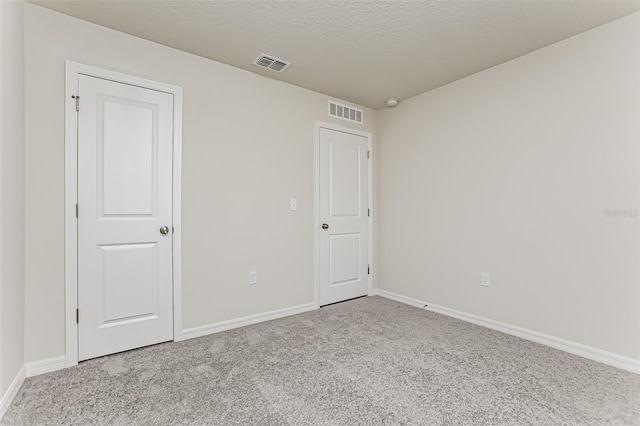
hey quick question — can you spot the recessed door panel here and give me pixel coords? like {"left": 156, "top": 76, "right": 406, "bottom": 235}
{"left": 101, "top": 98, "right": 157, "bottom": 217}
{"left": 99, "top": 243, "right": 158, "bottom": 325}
{"left": 329, "top": 141, "right": 361, "bottom": 217}
{"left": 319, "top": 127, "right": 369, "bottom": 306}
{"left": 78, "top": 75, "right": 174, "bottom": 361}
{"left": 329, "top": 233, "right": 360, "bottom": 286}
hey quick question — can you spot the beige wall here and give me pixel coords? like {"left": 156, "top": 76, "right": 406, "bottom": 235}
{"left": 24, "top": 3, "right": 376, "bottom": 362}
{"left": 377, "top": 13, "right": 639, "bottom": 359}
{"left": 22, "top": 2, "right": 637, "bottom": 365}
{"left": 0, "top": 0, "right": 26, "bottom": 394}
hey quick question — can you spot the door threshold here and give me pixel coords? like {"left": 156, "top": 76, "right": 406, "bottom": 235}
{"left": 79, "top": 339, "right": 173, "bottom": 363}
{"left": 320, "top": 295, "right": 368, "bottom": 308}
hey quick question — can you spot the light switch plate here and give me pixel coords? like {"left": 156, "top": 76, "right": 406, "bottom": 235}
{"left": 480, "top": 272, "right": 490, "bottom": 287}
{"left": 290, "top": 198, "right": 297, "bottom": 211}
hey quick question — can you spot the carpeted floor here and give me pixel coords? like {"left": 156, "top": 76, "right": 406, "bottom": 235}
{"left": 3, "top": 296, "right": 639, "bottom": 425}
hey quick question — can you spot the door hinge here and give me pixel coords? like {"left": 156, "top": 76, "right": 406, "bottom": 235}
{"left": 368, "top": 265, "right": 370, "bottom": 275}
{"left": 368, "top": 208, "right": 370, "bottom": 217}
{"left": 367, "top": 150, "right": 370, "bottom": 159}
{"left": 75, "top": 203, "right": 79, "bottom": 218}
{"left": 172, "top": 226, "right": 175, "bottom": 234}
{"left": 76, "top": 309, "right": 79, "bottom": 323}
{"left": 72, "top": 95, "right": 79, "bottom": 111}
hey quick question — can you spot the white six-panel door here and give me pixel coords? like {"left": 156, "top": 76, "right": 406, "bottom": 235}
{"left": 319, "top": 127, "right": 369, "bottom": 306}
{"left": 77, "top": 75, "right": 174, "bottom": 361}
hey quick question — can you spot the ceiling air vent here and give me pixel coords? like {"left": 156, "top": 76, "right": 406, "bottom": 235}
{"left": 328, "top": 100, "right": 363, "bottom": 124}
{"left": 253, "top": 53, "right": 291, "bottom": 72}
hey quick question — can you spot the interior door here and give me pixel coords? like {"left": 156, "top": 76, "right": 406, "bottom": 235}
{"left": 77, "top": 74, "right": 174, "bottom": 361}
{"left": 319, "top": 127, "right": 369, "bottom": 306}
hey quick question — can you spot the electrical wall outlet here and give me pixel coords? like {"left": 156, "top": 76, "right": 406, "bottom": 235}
{"left": 480, "top": 272, "right": 490, "bottom": 287}
{"left": 249, "top": 271, "right": 257, "bottom": 285}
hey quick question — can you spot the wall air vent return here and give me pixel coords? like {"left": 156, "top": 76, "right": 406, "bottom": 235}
{"left": 328, "top": 100, "right": 363, "bottom": 124}
{"left": 253, "top": 54, "right": 291, "bottom": 72}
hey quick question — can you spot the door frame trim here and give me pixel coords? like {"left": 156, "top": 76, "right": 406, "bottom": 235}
{"left": 314, "top": 121, "right": 373, "bottom": 308}
{"left": 64, "top": 61, "right": 184, "bottom": 367}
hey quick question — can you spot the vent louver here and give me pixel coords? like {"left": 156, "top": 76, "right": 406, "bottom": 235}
{"left": 253, "top": 54, "right": 291, "bottom": 72}
{"left": 328, "top": 100, "right": 363, "bottom": 124}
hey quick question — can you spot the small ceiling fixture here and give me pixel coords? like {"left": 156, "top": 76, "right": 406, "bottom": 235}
{"left": 386, "top": 98, "right": 399, "bottom": 107}
{"left": 253, "top": 53, "right": 292, "bottom": 72}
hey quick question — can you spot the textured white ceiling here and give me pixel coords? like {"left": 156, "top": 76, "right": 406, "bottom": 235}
{"left": 29, "top": 0, "right": 640, "bottom": 109}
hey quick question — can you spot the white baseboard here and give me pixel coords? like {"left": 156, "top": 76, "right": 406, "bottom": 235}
{"left": 182, "top": 302, "right": 318, "bottom": 340}
{"left": 25, "top": 355, "right": 66, "bottom": 377}
{"left": 374, "top": 289, "right": 640, "bottom": 375}
{"left": 0, "top": 365, "right": 25, "bottom": 421}
{"left": 374, "top": 289, "right": 426, "bottom": 309}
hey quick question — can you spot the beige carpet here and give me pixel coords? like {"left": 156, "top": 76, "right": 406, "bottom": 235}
{"left": 3, "top": 296, "right": 639, "bottom": 425}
